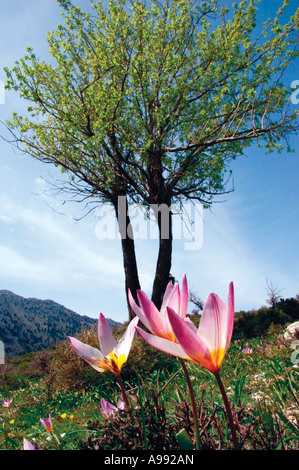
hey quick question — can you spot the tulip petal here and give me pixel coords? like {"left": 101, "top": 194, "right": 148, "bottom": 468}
{"left": 183, "top": 316, "right": 198, "bottom": 334}
{"left": 68, "top": 336, "right": 106, "bottom": 372}
{"left": 180, "top": 274, "right": 188, "bottom": 318}
{"left": 128, "top": 289, "right": 152, "bottom": 333}
{"left": 137, "top": 290, "right": 170, "bottom": 337}
{"left": 116, "top": 316, "right": 139, "bottom": 359}
{"left": 198, "top": 283, "right": 234, "bottom": 354}
{"left": 135, "top": 326, "right": 189, "bottom": 360}
{"left": 23, "top": 438, "right": 39, "bottom": 450}
{"left": 226, "top": 282, "right": 235, "bottom": 349}
{"left": 100, "top": 397, "right": 118, "bottom": 417}
{"left": 167, "top": 307, "right": 210, "bottom": 362}
{"left": 40, "top": 414, "right": 52, "bottom": 433}
{"left": 160, "top": 282, "right": 180, "bottom": 316}
{"left": 197, "top": 293, "right": 227, "bottom": 352}
{"left": 98, "top": 313, "right": 118, "bottom": 357}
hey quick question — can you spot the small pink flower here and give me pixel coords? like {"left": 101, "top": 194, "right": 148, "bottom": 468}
{"left": 23, "top": 438, "right": 40, "bottom": 450}
{"left": 242, "top": 343, "right": 252, "bottom": 354}
{"left": 117, "top": 396, "right": 125, "bottom": 411}
{"left": 2, "top": 398, "right": 13, "bottom": 408}
{"left": 40, "top": 414, "right": 52, "bottom": 433}
{"left": 257, "top": 344, "right": 265, "bottom": 355}
{"left": 97, "top": 397, "right": 125, "bottom": 419}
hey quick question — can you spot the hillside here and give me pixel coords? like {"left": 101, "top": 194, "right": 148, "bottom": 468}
{"left": 0, "top": 290, "right": 121, "bottom": 359}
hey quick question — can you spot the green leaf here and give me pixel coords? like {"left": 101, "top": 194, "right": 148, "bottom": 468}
{"left": 176, "top": 428, "right": 195, "bottom": 450}
{"left": 277, "top": 412, "right": 299, "bottom": 437}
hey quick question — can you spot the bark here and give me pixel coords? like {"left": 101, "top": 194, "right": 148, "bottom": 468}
{"left": 151, "top": 201, "right": 173, "bottom": 310}
{"left": 113, "top": 194, "right": 141, "bottom": 321}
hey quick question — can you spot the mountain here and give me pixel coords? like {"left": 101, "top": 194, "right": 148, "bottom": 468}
{"left": 0, "top": 290, "right": 122, "bottom": 359}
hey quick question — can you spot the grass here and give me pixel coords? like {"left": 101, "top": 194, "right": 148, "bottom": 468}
{"left": 0, "top": 326, "right": 298, "bottom": 450}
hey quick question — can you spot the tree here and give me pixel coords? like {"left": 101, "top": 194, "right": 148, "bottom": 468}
{"left": 266, "top": 279, "right": 283, "bottom": 308}
{"left": 188, "top": 289, "right": 204, "bottom": 314}
{"left": 3, "top": 0, "right": 299, "bottom": 318}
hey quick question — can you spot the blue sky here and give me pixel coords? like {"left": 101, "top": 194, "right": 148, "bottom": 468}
{"left": 0, "top": 0, "right": 298, "bottom": 323}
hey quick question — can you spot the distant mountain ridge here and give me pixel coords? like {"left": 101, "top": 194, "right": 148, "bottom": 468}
{"left": 0, "top": 290, "right": 122, "bottom": 359}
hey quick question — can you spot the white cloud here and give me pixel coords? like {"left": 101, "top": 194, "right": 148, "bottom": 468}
{"left": 0, "top": 244, "right": 54, "bottom": 282}
{"left": 0, "top": 214, "right": 13, "bottom": 224}
{"left": 0, "top": 187, "right": 126, "bottom": 307}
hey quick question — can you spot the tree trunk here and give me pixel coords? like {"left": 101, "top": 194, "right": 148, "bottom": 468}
{"left": 151, "top": 201, "right": 173, "bottom": 310}
{"left": 112, "top": 191, "right": 173, "bottom": 318}
{"left": 114, "top": 194, "right": 141, "bottom": 321}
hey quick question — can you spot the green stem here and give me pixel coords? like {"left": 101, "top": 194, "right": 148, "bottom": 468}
{"left": 179, "top": 359, "right": 201, "bottom": 451}
{"left": 214, "top": 372, "right": 239, "bottom": 450}
{"left": 136, "top": 372, "right": 148, "bottom": 450}
{"left": 53, "top": 433, "right": 60, "bottom": 443}
{"left": 116, "top": 374, "right": 134, "bottom": 424}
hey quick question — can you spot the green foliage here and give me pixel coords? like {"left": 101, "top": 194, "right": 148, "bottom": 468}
{"left": 233, "top": 296, "right": 299, "bottom": 339}
{"left": 4, "top": 0, "right": 299, "bottom": 208}
{"left": 1, "top": 315, "right": 299, "bottom": 450}
{"left": 176, "top": 429, "right": 194, "bottom": 450}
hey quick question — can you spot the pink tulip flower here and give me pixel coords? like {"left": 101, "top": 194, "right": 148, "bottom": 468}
{"left": 131, "top": 277, "right": 238, "bottom": 449}
{"left": 23, "top": 438, "right": 40, "bottom": 450}
{"left": 97, "top": 396, "right": 125, "bottom": 419}
{"left": 40, "top": 414, "right": 53, "bottom": 433}
{"left": 2, "top": 398, "right": 13, "bottom": 408}
{"left": 131, "top": 277, "right": 234, "bottom": 375}
{"left": 257, "top": 344, "right": 265, "bottom": 355}
{"left": 68, "top": 313, "right": 138, "bottom": 377}
{"left": 166, "top": 282, "right": 235, "bottom": 374}
{"left": 129, "top": 275, "right": 193, "bottom": 359}
{"left": 117, "top": 396, "right": 125, "bottom": 411}
{"left": 242, "top": 342, "right": 253, "bottom": 355}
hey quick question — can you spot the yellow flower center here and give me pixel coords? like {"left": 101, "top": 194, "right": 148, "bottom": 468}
{"left": 157, "top": 329, "right": 176, "bottom": 342}
{"left": 99, "top": 352, "right": 127, "bottom": 376}
{"left": 190, "top": 347, "right": 226, "bottom": 373}
{"left": 210, "top": 348, "right": 226, "bottom": 369}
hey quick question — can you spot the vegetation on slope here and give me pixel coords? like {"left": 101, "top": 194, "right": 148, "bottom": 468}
{"left": 0, "top": 297, "right": 298, "bottom": 451}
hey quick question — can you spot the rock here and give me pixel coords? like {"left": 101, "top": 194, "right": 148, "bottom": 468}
{"left": 284, "top": 321, "right": 299, "bottom": 341}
